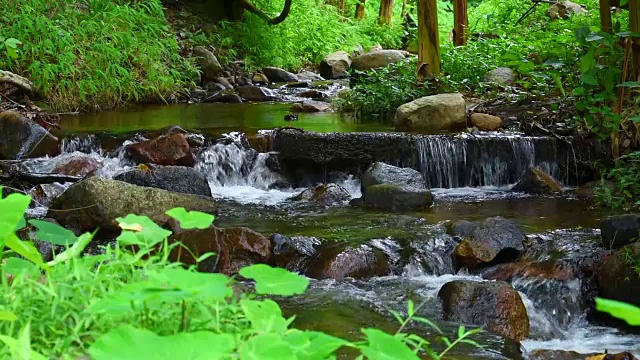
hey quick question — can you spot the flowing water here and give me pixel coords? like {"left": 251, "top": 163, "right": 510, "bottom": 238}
{"left": 18, "top": 103, "right": 640, "bottom": 358}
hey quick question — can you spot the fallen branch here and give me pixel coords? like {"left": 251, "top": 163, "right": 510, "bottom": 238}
{"left": 0, "top": 170, "right": 82, "bottom": 185}
{"left": 0, "top": 70, "right": 33, "bottom": 93}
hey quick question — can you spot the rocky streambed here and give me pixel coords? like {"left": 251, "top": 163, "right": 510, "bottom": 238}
{"left": 2, "top": 104, "right": 640, "bottom": 359}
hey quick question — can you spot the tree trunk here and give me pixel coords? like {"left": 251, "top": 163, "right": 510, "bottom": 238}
{"left": 379, "top": 0, "right": 394, "bottom": 25}
{"left": 417, "top": 0, "right": 441, "bottom": 77}
{"left": 338, "top": 0, "right": 345, "bottom": 15}
{"left": 600, "top": 0, "right": 613, "bottom": 32}
{"left": 401, "top": 0, "right": 408, "bottom": 18}
{"left": 356, "top": 0, "right": 366, "bottom": 19}
{"left": 630, "top": 0, "right": 640, "bottom": 80}
{"left": 453, "top": 0, "right": 468, "bottom": 46}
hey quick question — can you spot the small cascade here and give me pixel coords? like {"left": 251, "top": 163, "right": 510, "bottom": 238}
{"left": 60, "top": 135, "right": 102, "bottom": 154}
{"left": 415, "top": 133, "right": 577, "bottom": 188}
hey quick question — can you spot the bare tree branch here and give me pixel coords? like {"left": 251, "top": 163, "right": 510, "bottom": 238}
{"left": 239, "top": 0, "right": 292, "bottom": 25}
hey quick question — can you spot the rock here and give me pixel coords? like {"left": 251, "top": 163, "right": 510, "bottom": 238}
{"left": 438, "top": 280, "right": 530, "bottom": 341}
{"left": 470, "top": 113, "right": 503, "bottom": 131}
{"left": 576, "top": 180, "right": 615, "bottom": 198}
{"left": 251, "top": 73, "right": 269, "bottom": 84}
{"left": 547, "top": 1, "right": 587, "bottom": 20}
{"left": 234, "top": 76, "right": 252, "bottom": 86}
{"left": 485, "top": 260, "right": 578, "bottom": 282}
{"left": 291, "top": 183, "right": 351, "bottom": 205}
{"left": 262, "top": 67, "right": 299, "bottom": 82}
{"left": 394, "top": 93, "right": 467, "bottom": 133}
{"left": 206, "top": 94, "right": 243, "bottom": 103}
{"left": 0, "top": 111, "right": 59, "bottom": 160}
{"left": 206, "top": 82, "right": 226, "bottom": 93}
{"left": 298, "top": 90, "right": 327, "bottom": 99}
{"left": 528, "top": 349, "right": 598, "bottom": 360}
{"left": 193, "top": 46, "right": 223, "bottom": 82}
{"left": 52, "top": 155, "right": 100, "bottom": 177}
{"left": 320, "top": 51, "right": 351, "bottom": 79}
{"left": 286, "top": 82, "right": 311, "bottom": 88}
{"left": 168, "top": 226, "right": 273, "bottom": 275}
{"left": 447, "top": 220, "right": 477, "bottom": 239}
{"left": 368, "top": 44, "right": 383, "bottom": 53}
{"left": 360, "top": 184, "right": 434, "bottom": 211}
{"left": 601, "top": 214, "right": 640, "bottom": 249}
{"left": 452, "top": 216, "right": 525, "bottom": 270}
{"left": 126, "top": 133, "right": 195, "bottom": 166}
{"left": 290, "top": 100, "right": 331, "bottom": 113}
{"left": 213, "top": 77, "right": 233, "bottom": 89}
{"left": 270, "top": 234, "right": 321, "bottom": 272}
{"left": 113, "top": 165, "right": 212, "bottom": 197}
{"left": 484, "top": 67, "right": 515, "bottom": 85}
{"left": 361, "top": 162, "right": 426, "bottom": 193}
{"left": 351, "top": 50, "right": 406, "bottom": 71}
{"left": 596, "top": 242, "right": 640, "bottom": 310}
{"left": 236, "top": 85, "right": 273, "bottom": 101}
{"left": 512, "top": 166, "right": 563, "bottom": 194}
{"left": 47, "top": 177, "right": 218, "bottom": 234}
{"left": 297, "top": 71, "right": 324, "bottom": 82}
{"left": 306, "top": 243, "right": 390, "bottom": 280}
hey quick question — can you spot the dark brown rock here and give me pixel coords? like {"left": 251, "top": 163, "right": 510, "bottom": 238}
{"left": 596, "top": 242, "right": 640, "bottom": 309}
{"left": 291, "top": 183, "right": 351, "bottom": 206}
{"left": 306, "top": 243, "right": 390, "bottom": 280}
{"left": 236, "top": 85, "right": 273, "bottom": 101}
{"left": 126, "top": 133, "right": 195, "bottom": 166}
{"left": 52, "top": 156, "right": 100, "bottom": 177}
{"left": 601, "top": 214, "right": 640, "bottom": 249}
{"left": 512, "top": 166, "right": 563, "bottom": 194}
{"left": 438, "top": 280, "right": 530, "bottom": 341}
{"left": 485, "top": 260, "right": 578, "bottom": 282}
{"left": 0, "top": 111, "right": 59, "bottom": 160}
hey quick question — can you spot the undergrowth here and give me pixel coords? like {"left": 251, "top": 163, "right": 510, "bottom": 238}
{"left": 0, "top": 0, "right": 198, "bottom": 112}
{"left": 0, "top": 188, "right": 483, "bottom": 359}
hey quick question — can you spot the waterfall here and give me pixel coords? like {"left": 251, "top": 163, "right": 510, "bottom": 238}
{"left": 415, "top": 133, "right": 577, "bottom": 189}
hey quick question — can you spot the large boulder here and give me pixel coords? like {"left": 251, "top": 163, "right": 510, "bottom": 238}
{"left": 305, "top": 243, "right": 390, "bottom": 280}
{"left": 47, "top": 177, "right": 218, "bottom": 234}
{"left": 438, "top": 280, "right": 530, "bottom": 341}
{"left": 600, "top": 214, "right": 640, "bottom": 249}
{"left": 236, "top": 85, "right": 274, "bottom": 101}
{"left": 296, "top": 71, "right": 324, "bottom": 82}
{"left": 262, "top": 67, "right": 299, "bottom": 82}
{"left": 394, "top": 93, "right": 467, "bottom": 133}
{"left": 291, "top": 183, "right": 351, "bottom": 206}
{"left": 0, "top": 111, "right": 59, "bottom": 160}
{"left": 484, "top": 67, "right": 515, "bottom": 85}
{"left": 361, "top": 162, "right": 426, "bottom": 192}
{"left": 126, "top": 133, "right": 195, "bottom": 166}
{"left": 360, "top": 184, "right": 433, "bottom": 211}
{"left": 470, "top": 113, "right": 503, "bottom": 131}
{"left": 596, "top": 242, "right": 640, "bottom": 309}
{"left": 485, "top": 260, "right": 578, "bottom": 282}
{"left": 351, "top": 50, "right": 406, "bottom": 71}
{"left": 512, "top": 166, "right": 563, "bottom": 194}
{"left": 52, "top": 155, "right": 100, "bottom": 177}
{"left": 167, "top": 226, "right": 274, "bottom": 275}
{"left": 319, "top": 51, "right": 351, "bottom": 79}
{"left": 113, "top": 165, "right": 212, "bottom": 197}
{"left": 193, "top": 46, "right": 224, "bottom": 82}
{"left": 452, "top": 216, "right": 525, "bottom": 270}
{"left": 290, "top": 100, "right": 331, "bottom": 113}
{"left": 270, "top": 234, "right": 321, "bottom": 272}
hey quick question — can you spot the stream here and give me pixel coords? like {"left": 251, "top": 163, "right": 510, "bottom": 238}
{"left": 17, "top": 102, "right": 640, "bottom": 359}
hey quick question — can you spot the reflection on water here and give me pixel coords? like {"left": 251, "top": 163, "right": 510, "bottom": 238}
{"left": 58, "top": 103, "right": 394, "bottom": 135}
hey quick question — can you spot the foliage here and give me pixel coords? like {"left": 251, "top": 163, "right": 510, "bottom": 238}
{"left": 596, "top": 297, "right": 640, "bottom": 326}
{"left": 0, "top": 0, "right": 198, "bottom": 112}
{"left": 0, "top": 187, "right": 481, "bottom": 358}
{"left": 597, "top": 151, "right": 640, "bottom": 210}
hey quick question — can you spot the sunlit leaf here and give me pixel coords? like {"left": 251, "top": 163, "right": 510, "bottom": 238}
{"left": 3, "top": 257, "right": 39, "bottom": 275}
{"left": 596, "top": 297, "right": 640, "bottom": 326}
{"left": 150, "top": 268, "right": 231, "bottom": 300}
{"left": 0, "top": 191, "right": 31, "bottom": 242}
{"left": 238, "top": 333, "right": 296, "bottom": 360}
{"left": 0, "top": 311, "right": 17, "bottom": 321}
{"left": 283, "top": 330, "right": 348, "bottom": 360}
{"left": 47, "top": 231, "right": 95, "bottom": 266}
{"left": 239, "top": 264, "right": 309, "bottom": 295}
{"left": 116, "top": 214, "right": 171, "bottom": 249}
{"left": 5, "top": 233, "right": 43, "bottom": 266}
{"left": 166, "top": 207, "right": 215, "bottom": 229}
{"left": 360, "top": 328, "right": 420, "bottom": 360}
{"left": 89, "top": 325, "right": 235, "bottom": 360}
{"left": 241, "top": 299, "right": 290, "bottom": 334}
{"left": 28, "top": 219, "right": 78, "bottom": 245}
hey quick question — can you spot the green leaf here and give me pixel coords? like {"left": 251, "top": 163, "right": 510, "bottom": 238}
{"left": 0, "top": 311, "right": 17, "bottom": 321}
{"left": 166, "top": 207, "right": 215, "bottom": 229}
{"left": 115, "top": 214, "right": 172, "bottom": 249}
{"left": 239, "top": 264, "right": 309, "bottom": 295}
{"left": 5, "top": 234, "right": 43, "bottom": 266}
{"left": 596, "top": 297, "right": 640, "bottom": 326}
{"left": 283, "top": 330, "right": 348, "bottom": 360}
{"left": 239, "top": 333, "right": 296, "bottom": 360}
{"left": 360, "top": 329, "right": 420, "bottom": 360}
{"left": 89, "top": 325, "right": 235, "bottom": 360}
{"left": 241, "top": 299, "right": 290, "bottom": 334}
{"left": 47, "top": 231, "right": 95, "bottom": 266}
{"left": 150, "top": 268, "right": 231, "bottom": 300}
{"left": 579, "top": 48, "right": 596, "bottom": 74}
{"left": 3, "top": 257, "right": 39, "bottom": 275}
{"left": 0, "top": 335, "right": 46, "bottom": 360}
{"left": 28, "top": 219, "right": 78, "bottom": 245}
{"left": 4, "top": 38, "right": 21, "bottom": 49}
{"left": 15, "top": 217, "right": 25, "bottom": 232}
{"left": 0, "top": 191, "right": 31, "bottom": 243}
{"left": 618, "top": 81, "right": 640, "bottom": 88}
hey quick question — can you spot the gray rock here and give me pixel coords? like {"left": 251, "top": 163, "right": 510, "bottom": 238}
{"left": 291, "top": 183, "right": 351, "bottom": 206}
{"left": 601, "top": 214, "right": 640, "bottom": 249}
{"left": 213, "top": 77, "right": 233, "bottom": 89}
{"left": 113, "top": 165, "right": 212, "bottom": 197}
{"left": 306, "top": 243, "right": 390, "bottom": 280}
{"left": 0, "top": 111, "right": 59, "bottom": 160}
{"left": 547, "top": 1, "right": 587, "bottom": 20}
{"left": 320, "top": 51, "right": 351, "bottom": 79}
{"left": 351, "top": 50, "right": 406, "bottom": 71}
{"left": 47, "top": 177, "right": 218, "bottom": 233}
{"left": 290, "top": 100, "right": 331, "bottom": 113}
{"left": 193, "top": 46, "right": 223, "bottom": 82}
{"left": 360, "top": 184, "right": 433, "bottom": 211}
{"left": 262, "top": 67, "right": 299, "bottom": 82}
{"left": 236, "top": 85, "right": 273, "bottom": 101}
{"left": 394, "top": 93, "right": 467, "bottom": 133}
{"left": 361, "top": 162, "right": 426, "bottom": 193}
{"left": 297, "top": 71, "right": 325, "bottom": 82}
{"left": 484, "top": 67, "right": 515, "bottom": 85}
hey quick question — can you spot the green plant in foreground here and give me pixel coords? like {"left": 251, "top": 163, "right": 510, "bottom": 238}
{"left": 596, "top": 298, "right": 640, "bottom": 326}
{"left": 0, "top": 187, "right": 481, "bottom": 359}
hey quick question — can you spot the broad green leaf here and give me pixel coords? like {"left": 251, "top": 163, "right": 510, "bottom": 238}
{"left": 89, "top": 325, "right": 235, "bottom": 360}
{"left": 0, "top": 191, "right": 31, "bottom": 242}
{"left": 283, "top": 330, "right": 348, "bottom": 359}
{"left": 28, "top": 219, "right": 78, "bottom": 245}
{"left": 166, "top": 207, "right": 215, "bottom": 229}
{"left": 239, "top": 333, "right": 296, "bottom": 360}
{"left": 15, "top": 217, "right": 25, "bottom": 232}
{"left": 150, "top": 268, "right": 231, "bottom": 300}
{"left": 360, "top": 328, "right": 420, "bottom": 360}
{"left": 3, "top": 257, "right": 39, "bottom": 275}
{"left": 0, "top": 311, "right": 17, "bottom": 321}
{"left": 16, "top": 321, "right": 32, "bottom": 360}
{"left": 239, "top": 264, "right": 309, "bottom": 295}
{"left": 618, "top": 81, "right": 640, "bottom": 88}
{"left": 116, "top": 214, "right": 171, "bottom": 249}
{"left": 5, "top": 234, "right": 43, "bottom": 266}
{"left": 596, "top": 297, "right": 640, "bottom": 326}
{"left": 580, "top": 73, "right": 599, "bottom": 86}
{"left": 579, "top": 48, "right": 596, "bottom": 74}
{"left": 0, "top": 335, "right": 46, "bottom": 360}
{"left": 4, "top": 38, "right": 21, "bottom": 48}
{"left": 88, "top": 281, "right": 191, "bottom": 315}
{"left": 47, "top": 231, "right": 95, "bottom": 266}
{"left": 241, "top": 299, "right": 290, "bottom": 334}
